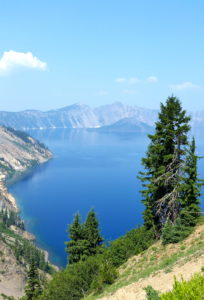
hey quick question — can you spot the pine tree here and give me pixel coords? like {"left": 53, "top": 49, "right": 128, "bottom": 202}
{"left": 65, "top": 213, "right": 87, "bottom": 264}
{"left": 84, "top": 209, "right": 103, "bottom": 256}
{"left": 139, "top": 96, "right": 191, "bottom": 235}
{"left": 65, "top": 210, "right": 103, "bottom": 264}
{"left": 68, "top": 213, "right": 84, "bottom": 241}
{"left": 25, "top": 260, "right": 42, "bottom": 300}
{"left": 181, "top": 137, "right": 203, "bottom": 225}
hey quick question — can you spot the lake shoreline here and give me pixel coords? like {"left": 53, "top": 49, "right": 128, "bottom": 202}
{"left": 0, "top": 158, "right": 60, "bottom": 269}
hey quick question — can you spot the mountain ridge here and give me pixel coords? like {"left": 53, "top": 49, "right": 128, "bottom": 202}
{"left": 0, "top": 102, "right": 157, "bottom": 130}
{"left": 0, "top": 102, "right": 203, "bottom": 132}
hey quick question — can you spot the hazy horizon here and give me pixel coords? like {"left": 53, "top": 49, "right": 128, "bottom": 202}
{"left": 0, "top": 100, "right": 161, "bottom": 113}
{"left": 1, "top": 100, "right": 204, "bottom": 114}
{"left": 0, "top": 1, "right": 204, "bottom": 112}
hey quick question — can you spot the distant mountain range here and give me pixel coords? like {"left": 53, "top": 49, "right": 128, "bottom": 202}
{"left": 0, "top": 102, "right": 203, "bottom": 132}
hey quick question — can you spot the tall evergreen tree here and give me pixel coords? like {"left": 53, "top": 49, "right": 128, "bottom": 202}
{"left": 84, "top": 209, "right": 103, "bottom": 256}
{"left": 181, "top": 137, "right": 202, "bottom": 225}
{"left": 65, "top": 210, "right": 103, "bottom": 264}
{"left": 68, "top": 213, "right": 84, "bottom": 241}
{"left": 25, "top": 260, "right": 42, "bottom": 300}
{"left": 139, "top": 96, "right": 191, "bottom": 235}
{"left": 65, "top": 213, "right": 87, "bottom": 264}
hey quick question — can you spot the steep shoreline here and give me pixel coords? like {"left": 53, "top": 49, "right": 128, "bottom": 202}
{"left": 0, "top": 157, "right": 52, "bottom": 213}
{"left": 0, "top": 130, "right": 53, "bottom": 240}
{"left": 0, "top": 181, "right": 18, "bottom": 211}
{"left": 0, "top": 126, "right": 54, "bottom": 299}
{"left": 0, "top": 126, "right": 52, "bottom": 209}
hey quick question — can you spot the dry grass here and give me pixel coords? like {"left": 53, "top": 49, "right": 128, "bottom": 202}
{"left": 86, "top": 224, "right": 204, "bottom": 300}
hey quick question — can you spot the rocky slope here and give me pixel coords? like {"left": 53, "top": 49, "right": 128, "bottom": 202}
{"left": 0, "top": 232, "right": 27, "bottom": 299}
{"left": 87, "top": 224, "right": 204, "bottom": 300}
{"left": 0, "top": 126, "right": 52, "bottom": 299}
{"left": 0, "top": 126, "right": 52, "bottom": 211}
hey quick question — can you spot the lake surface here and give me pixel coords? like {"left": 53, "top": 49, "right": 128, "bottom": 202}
{"left": 8, "top": 129, "right": 204, "bottom": 267}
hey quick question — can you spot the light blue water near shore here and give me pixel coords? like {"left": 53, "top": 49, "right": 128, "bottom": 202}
{"left": 8, "top": 129, "right": 204, "bottom": 267}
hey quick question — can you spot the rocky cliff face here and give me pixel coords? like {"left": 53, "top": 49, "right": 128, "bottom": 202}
{"left": 0, "top": 126, "right": 52, "bottom": 210}
{"left": 0, "top": 234, "right": 27, "bottom": 299}
{"left": 0, "top": 127, "right": 53, "bottom": 299}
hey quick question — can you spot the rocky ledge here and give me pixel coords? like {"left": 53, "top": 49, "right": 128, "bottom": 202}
{"left": 0, "top": 126, "right": 52, "bottom": 211}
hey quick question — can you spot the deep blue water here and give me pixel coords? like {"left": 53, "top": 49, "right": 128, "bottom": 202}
{"left": 8, "top": 129, "right": 204, "bottom": 267}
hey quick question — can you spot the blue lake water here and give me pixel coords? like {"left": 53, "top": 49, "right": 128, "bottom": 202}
{"left": 8, "top": 129, "right": 204, "bottom": 267}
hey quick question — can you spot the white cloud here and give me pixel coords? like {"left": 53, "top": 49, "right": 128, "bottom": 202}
{"left": 0, "top": 50, "right": 47, "bottom": 75}
{"left": 115, "top": 77, "right": 126, "bottom": 83}
{"left": 123, "top": 89, "right": 137, "bottom": 95}
{"left": 147, "top": 76, "right": 158, "bottom": 83}
{"left": 98, "top": 90, "right": 109, "bottom": 96}
{"left": 115, "top": 76, "right": 158, "bottom": 84}
{"left": 169, "top": 82, "right": 199, "bottom": 90}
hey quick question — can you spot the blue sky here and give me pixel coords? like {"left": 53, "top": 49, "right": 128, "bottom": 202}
{"left": 0, "top": 0, "right": 204, "bottom": 111}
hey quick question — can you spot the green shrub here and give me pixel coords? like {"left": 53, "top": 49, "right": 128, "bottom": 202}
{"left": 104, "top": 226, "right": 154, "bottom": 267}
{"left": 144, "top": 285, "right": 161, "bottom": 300}
{"left": 39, "top": 226, "right": 154, "bottom": 299}
{"left": 161, "top": 273, "right": 204, "bottom": 299}
{"left": 162, "top": 219, "right": 193, "bottom": 245}
{"left": 39, "top": 257, "right": 99, "bottom": 300}
{"left": 91, "top": 259, "right": 118, "bottom": 293}
{"left": 39, "top": 255, "right": 117, "bottom": 300}
{"left": 1, "top": 294, "right": 16, "bottom": 300}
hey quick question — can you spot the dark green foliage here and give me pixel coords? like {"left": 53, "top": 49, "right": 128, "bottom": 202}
{"left": 161, "top": 273, "right": 204, "bottom": 299}
{"left": 104, "top": 226, "right": 154, "bottom": 267}
{"left": 39, "top": 256, "right": 116, "bottom": 300}
{"left": 140, "top": 96, "right": 191, "bottom": 230}
{"left": 0, "top": 209, "right": 24, "bottom": 230}
{"left": 40, "top": 224, "right": 153, "bottom": 299}
{"left": 0, "top": 221, "right": 53, "bottom": 274}
{"left": 162, "top": 219, "right": 193, "bottom": 245}
{"left": 139, "top": 96, "right": 202, "bottom": 238}
{"left": 25, "top": 260, "right": 42, "bottom": 300}
{"left": 90, "top": 259, "right": 118, "bottom": 293}
{"left": 1, "top": 294, "right": 16, "bottom": 300}
{"left": 181, "top": 137, "right": 203, "bottom": 226}
{"left": 144, "top": 285, "right": 161, "bottom": 300}
{"left": 65, "top": 210, "right": 103, "bottom": 264}
{"left": 65, "top": 213, "right": 86, "bottom": 264}
{"left": 65, "top": 211, "right": 153, "bottom": 271}
{"left": 162, "top": 137, "right": 203, "bottom": 244}
{"left": 84, "top": 209, "right": 104, "bottom": 254}
{"left": 68, "top": 213, "right": 83, "bottom": 241}
{"left": 13, "top": 238, "right": 54, "bottom": 274}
